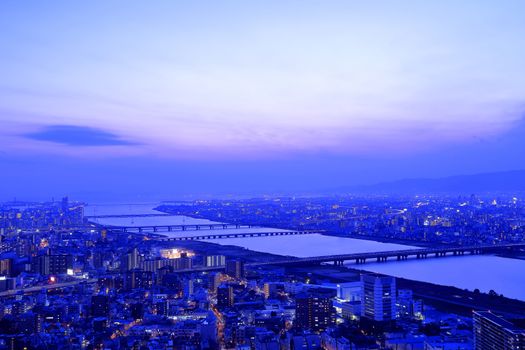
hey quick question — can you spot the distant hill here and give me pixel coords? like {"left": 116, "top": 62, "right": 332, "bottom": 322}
{"left": 339, "top": 170, "right": 525, "bottom": 195}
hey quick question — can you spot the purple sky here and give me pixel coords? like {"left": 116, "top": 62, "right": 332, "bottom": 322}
{"left": 1, "top": 1, "right": 525, "bottom": 200}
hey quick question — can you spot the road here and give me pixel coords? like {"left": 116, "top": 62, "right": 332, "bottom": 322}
{"left": 0, "top": 278, "right": 98, "bottom": 297}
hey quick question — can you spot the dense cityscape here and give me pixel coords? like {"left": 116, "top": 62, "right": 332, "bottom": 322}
{"left": 3, "top": 1, "right": 525, "bottom": 349}
{"left": 0, "top": 196, "right": 524, "bottom": 349}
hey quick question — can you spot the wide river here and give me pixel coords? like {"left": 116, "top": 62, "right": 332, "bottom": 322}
{"left": 87, "top": 203, "right": 525, "bottom": 301}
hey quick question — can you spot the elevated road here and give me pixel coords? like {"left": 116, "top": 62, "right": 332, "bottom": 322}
{"left": 0, "top": 278, "right": 98, "bottom": 297}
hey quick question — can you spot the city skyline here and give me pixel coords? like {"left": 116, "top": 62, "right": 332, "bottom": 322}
{"left": 2, "top": 3, "right": 525, "bottom": 347}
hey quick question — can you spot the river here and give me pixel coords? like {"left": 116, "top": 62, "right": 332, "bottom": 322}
{"left": 86, "top": 203, "right": 525, "bottom": 301}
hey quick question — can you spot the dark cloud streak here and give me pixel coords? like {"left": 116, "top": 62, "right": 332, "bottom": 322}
{"left": 25, "top": 125, "right": 137, "bottom": 146}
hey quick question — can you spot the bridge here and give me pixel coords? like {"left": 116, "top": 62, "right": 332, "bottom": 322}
{"left": 156, "top": 230, "right": 320, "bottom": 241}
{"left": 86, "top": 214, "right": 172, "bottom": 219}
{"left": 105, "top": 223, "right": 263, "bottom": 233}
{"left": 166, "top": 243, "right": 525, "bottom": 275}
{"left": 246, "top": 243, "right": 525, "bottom": 267}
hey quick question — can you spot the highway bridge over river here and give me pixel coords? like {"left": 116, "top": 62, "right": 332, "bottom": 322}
{"left": 246, "top": 243, "right": 525, "bottom": 267}
{"left": 85, "top": 214, "right": 172, "bottom": 219}
{"left": 6, "top": 243, "right": 523, "bottom": 297}
{"left": 247, "top": 243, "right": 525, "bottom": 266}
{"left": 168, "top": 243, "right": 525, "bottom": 273}
{"left": 97, "top": 223, "right": 265, "bottom": 233}
{"left": 155, "top": 230, "right": 320, "bottom": 241}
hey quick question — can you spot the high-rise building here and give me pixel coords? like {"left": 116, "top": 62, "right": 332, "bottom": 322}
{"left": 225, "top": 259, "right": 245, "bottom": 279}
{"left": 121, "top": 248, "right": 140, "bottom": 271}
{"left": 217, "top": 285, "right": 234, "bottom": 309}
{"left": 141, "top": 256, "right": 193, "bottom": 272}
{"left": 0, "top": 258, "right": 12, "bottom": 276}
{"left": 361, "top": 274, "right": 396, "bottom": 321}
{"left": 183, "top": 278, "right": 194, "bottom": 298}
{"left": 208, "top": 272, "right": 222, "bottom": 293}
{"left": 31, "top": 254, "right": 73, "bottom": 275}
{"left": 125, "top": 269, "right": 154, "bottom": 290}
{"left": 155, "top": 300, "right": 169, "bottom": 317}
{"left": 295, "top": 288, "right": 335, "bottom": 333}
{"left": 473, "top": 311, "right": 525, "bottom": 350}
{"left": 205, "top": 255, "right": 226, "bottom": 267}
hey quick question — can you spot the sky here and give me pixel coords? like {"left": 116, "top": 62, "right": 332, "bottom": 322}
{"left": 1, "top": 1, "right": 525, "bottom": 201}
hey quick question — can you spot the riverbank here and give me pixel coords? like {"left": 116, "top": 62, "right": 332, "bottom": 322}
{"left": 155, "top": 238, "right": 525, "bottom": 319}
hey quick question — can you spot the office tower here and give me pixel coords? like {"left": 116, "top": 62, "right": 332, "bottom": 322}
{"left": 225, "top": 259, "right": 245, "bottom": 279}
{"left": 361, "top": 274, "right": 396, "bottom": 321}
{"left": 217, "top": 285, "right": 234, "bottom": 309}
{"left": 473, "top": 311, "right": 525, "bottom": 350}
{"left": 91, "top": 295, "right": 110, "bottom": 318}
{"left": 295, "top": 288, "right": 335, "bottom": 333}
